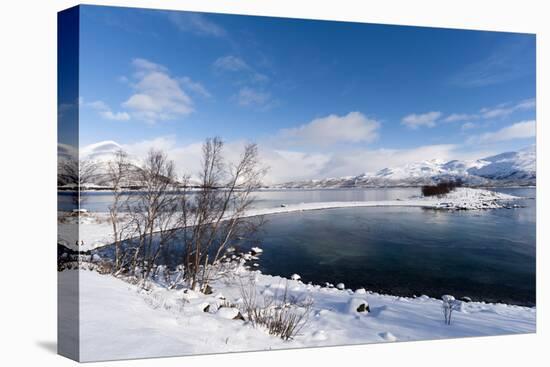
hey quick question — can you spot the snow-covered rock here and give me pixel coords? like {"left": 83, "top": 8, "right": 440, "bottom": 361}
{"left": 251, "top": 247, "right": 263, "bottom": 254}
{"left": 347, "top": 297, "right": 370, "bottom": 314}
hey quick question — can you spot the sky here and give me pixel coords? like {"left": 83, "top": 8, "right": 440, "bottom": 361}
{"left": 70, "top": 5, "right": 536, "bottom": 183}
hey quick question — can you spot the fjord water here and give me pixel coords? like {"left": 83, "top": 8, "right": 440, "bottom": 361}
{"left": 249, "top": 188, "right": 535, "bottom": 306}
{"left": 86, "top": 187, "right": 535, "bottom": 306}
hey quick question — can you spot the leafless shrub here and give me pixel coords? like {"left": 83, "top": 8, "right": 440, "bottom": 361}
{"left": 238, "top": 276, "right": 312, "bottom": 340}
{"left": 442, "top": 295, "right": 462, "bottom": 325}
{"left": 422, "top": 180, "right": 462, "bottom": 197}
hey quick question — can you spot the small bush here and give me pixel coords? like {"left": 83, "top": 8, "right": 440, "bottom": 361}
{"left": 238, "top": 277, "right": 312, "bottom": 340}
{"left": 442, "top": 295, "right": 462, "bottom": 325}
{"left": 422, "top": 180, "right": 462, "bottom": 197}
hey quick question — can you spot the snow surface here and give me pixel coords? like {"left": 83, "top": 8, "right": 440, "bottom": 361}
{"left": 65, "top": 268, "right": 535, "bottom": 362}
{"left": 58, "top": 188, "right": 521, "bottom": 251}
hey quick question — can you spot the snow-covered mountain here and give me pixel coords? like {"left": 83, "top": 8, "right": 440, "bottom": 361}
{"left": 58, "top": 141, "right": 197, "bottom": 188}
{"left": 276, "top": 146, "right": 536, "bottom": 188}
{"left": 59, "top": 142, "right": 535, "bottom": 188}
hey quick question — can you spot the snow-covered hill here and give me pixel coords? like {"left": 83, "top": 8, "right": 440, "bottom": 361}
{"left": 277, "top": 146, "right": 535, "bottom": 188}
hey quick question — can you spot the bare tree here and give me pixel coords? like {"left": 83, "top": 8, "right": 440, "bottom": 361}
{"left": 106, "top": 150, "right": 133, "bottom": 273}
{"left": 58, "top": 157, "right": 99, "bottom": 208}
{"left": 179, "top": 137, "right": 266, "bottom": 292}
{"left": 127, "top": 149, "right": 181, "bottom": 284}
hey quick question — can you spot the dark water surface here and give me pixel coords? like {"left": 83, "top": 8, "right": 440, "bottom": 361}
{"left": 89, "top": 188, "right": 535, "bottom": 306}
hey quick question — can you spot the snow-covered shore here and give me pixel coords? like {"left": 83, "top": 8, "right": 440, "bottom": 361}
{"left": 58, "top": 188, "right": 521, "bottom": 251}
{"left": 65, "top": 267, "right": 535, "bottom": 362}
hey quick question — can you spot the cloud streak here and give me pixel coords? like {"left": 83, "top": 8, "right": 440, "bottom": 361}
{"left": 468, "top": 120, "right": 536, "bottom": 144}
{"left": 449, "top": 37, "right": 535, "bottom": 88}
{"left": 411, "top": 98, "right": 535, "bottom": 129}
{"left": 167, "top": 12, "right": 226, "bottom": 37}
{"left": 213, "top": 55, "right": 269, "bottom": 83}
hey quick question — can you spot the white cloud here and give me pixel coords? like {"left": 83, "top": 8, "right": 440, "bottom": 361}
{"left": 237, "top": 87, "right": 271, "bottom": 107}
{"left": 401, "top": 111, "right": 442, "bottom": 129}
{"left": 280, "top": 112, "right": 380, "bottom": 146}
{"left": 468, "top": 120, "right": 536, "bottom": 143}
{"left": 83, "top": 99, "right": 131, "bottom": 121}
{"left": 100, "top": 110, "right": 131, "bottom": 121}
{"left": 168, "top": 12, "right": 226, "bottom": 37}
{"left": 262, "top": 149, "right": 331, "bottom": 183}
{"left": 401, "top": 99, "right": 535, "bottom": 132}
{"left": 123, "top": 58, "right": 194, "bottom": 123}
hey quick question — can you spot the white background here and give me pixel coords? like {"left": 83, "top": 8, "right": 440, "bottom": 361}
{"left": 0, "top": 0, "right": 547, "bottom": 366}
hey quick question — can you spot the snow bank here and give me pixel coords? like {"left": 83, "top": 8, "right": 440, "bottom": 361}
{"left": 66, "top": 268, "right": 535, "bottom": 362}
{"left": 60, "top": 188, "right": 521, "bottom": 251}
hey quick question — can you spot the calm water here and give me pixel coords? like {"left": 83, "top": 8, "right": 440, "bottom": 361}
{"left": 89, "top": 188, "right": 536, "bottom": 306}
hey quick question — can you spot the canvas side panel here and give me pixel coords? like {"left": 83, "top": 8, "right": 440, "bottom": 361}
{"left": 57, "top": 5, "right": 80, "bottom": 362}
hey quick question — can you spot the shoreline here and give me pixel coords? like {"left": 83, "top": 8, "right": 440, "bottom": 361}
{"left": 59, "top": 187, "right": 522, "bottom": 252}
{"left": 58, "top": 185, "right": 537, "bottom": 193}
{"left": 58, "top": 188, "right": 531, "bottom": 308}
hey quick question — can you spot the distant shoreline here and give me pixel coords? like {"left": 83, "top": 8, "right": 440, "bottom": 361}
{"left": 58, "top": 185, "right": 537, "bottom": 193}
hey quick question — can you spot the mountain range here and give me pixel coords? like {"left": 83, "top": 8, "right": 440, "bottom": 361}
{"left": 275, "top": 145, "right": 536, "bottom": 188}
{"left": 58, "top": 142, "right": 536, "bottom": 188}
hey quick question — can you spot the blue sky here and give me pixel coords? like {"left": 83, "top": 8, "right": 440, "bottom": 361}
{"left": 74, "top": 5, "right": 536, "bottom": 183}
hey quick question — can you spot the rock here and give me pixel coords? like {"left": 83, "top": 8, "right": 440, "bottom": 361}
{"left": 290, "top": 273, "right": 301, "bottom": 281}
{"left": 336, "top": 283, "right": 345, "bottom": 290}
{"left": 461, "top": 296, "right": 472, "bottom": 303}
{"left": 347, "top": 297, "right": 370, "bottom": 314}
{"left": 354, "top": 288, "right": 367, "bottom": 295}
{"left": 202, "top": 304, "right": 210, "bottom": 313}
{"left": 203, "top": 284, "right": 213, "bottom": 295}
